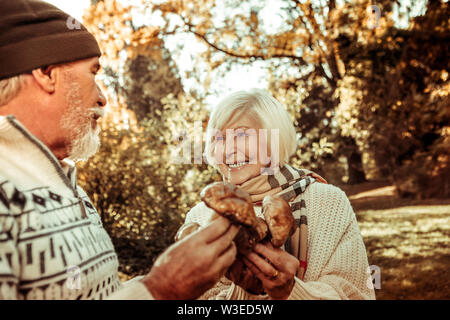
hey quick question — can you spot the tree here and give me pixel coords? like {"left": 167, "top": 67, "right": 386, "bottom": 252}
{"left": 147, "top": 0, "right": 448, "bottom": 193}
{"left": 335, "top": 0, "right": 449, "bottom": 197}
{"left": 142, "top": 0, "right": 394, "bottom": 184}
{"left": 84, "top": 0, "right": 184, "bottom": 122}
{"left": 79, "top": 0, "right": 220, "bottom": 275}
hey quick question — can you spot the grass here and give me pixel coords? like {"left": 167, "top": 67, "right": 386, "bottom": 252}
{"left": 340, "top": 181, "right": 450, "bottom": 300}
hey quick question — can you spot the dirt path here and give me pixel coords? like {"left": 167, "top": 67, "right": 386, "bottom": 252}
{"left": 340, "top": 181, "right": 450, "bottom": 299}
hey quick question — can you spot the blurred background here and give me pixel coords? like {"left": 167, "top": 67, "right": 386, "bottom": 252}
{"left": 47, "top": 0, "right": 449, "bottom": 299}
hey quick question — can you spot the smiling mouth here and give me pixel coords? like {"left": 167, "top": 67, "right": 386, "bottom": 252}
{"left": 228, "top": 161, "right": 249, "bottom": 168}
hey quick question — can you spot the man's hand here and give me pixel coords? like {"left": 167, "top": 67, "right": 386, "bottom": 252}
{"left": 243, "top": 241, "right": 299, "bottom": 300}
{"left": 141, "top": 216, "right": 239, "bottom": 300}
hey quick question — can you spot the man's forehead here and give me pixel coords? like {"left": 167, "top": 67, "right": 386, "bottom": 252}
{"left": 67, "top": 56, "right": 100, "bottom": 69}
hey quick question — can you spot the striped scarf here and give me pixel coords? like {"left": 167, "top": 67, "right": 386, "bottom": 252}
{"left": 235, "top": 164, "right": 327, "bottom": 280}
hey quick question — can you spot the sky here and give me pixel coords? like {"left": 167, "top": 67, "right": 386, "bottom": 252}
{"left": 45, "top": 0, "right": 91, "bottom": 21}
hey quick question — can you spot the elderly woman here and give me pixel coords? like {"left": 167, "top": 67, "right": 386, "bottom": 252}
{"left": 183, "top": 89, "right": 375, "bottom": 300}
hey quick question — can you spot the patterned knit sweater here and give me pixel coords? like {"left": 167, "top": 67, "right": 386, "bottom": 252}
{"left": 0, "top": 115, "right": 152, "bottom": 299}
{"left": 185, "top": 182, "right": 376, "bottom": 300}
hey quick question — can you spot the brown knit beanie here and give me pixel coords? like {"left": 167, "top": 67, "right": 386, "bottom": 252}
{"left": 0, "top": 0, "right": 101, "bottom": 80}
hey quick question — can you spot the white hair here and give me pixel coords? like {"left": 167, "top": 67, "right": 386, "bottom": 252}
{"left": 0, "top": 74, "right": 28, "bottom": 106}
{"left": 204, "top": 88, "right": 297, "bottom": 168}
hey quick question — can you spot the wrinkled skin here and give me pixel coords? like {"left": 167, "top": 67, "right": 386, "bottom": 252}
{"left": 174, "top": 222, "right": 200, "bottom": 242}
{"left": 142, "top": 216, "right": 239, "bottom": 300}
{"left": 243, "top": 242, "right": 299, "bottom": 300}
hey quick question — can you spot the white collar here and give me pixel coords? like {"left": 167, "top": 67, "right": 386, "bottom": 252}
{"left": 0, "top": 115, "right": 79, "bottom": 196}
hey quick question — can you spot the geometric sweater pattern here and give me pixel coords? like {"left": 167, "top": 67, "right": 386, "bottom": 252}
{"left": 0, "top": 115, "right": 151, "bottom": 300}
{"left": 0, "top": 178, "right": 122, "bottom": 299}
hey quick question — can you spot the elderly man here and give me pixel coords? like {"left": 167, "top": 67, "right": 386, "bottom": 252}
{"left": 0, "top": 0, "right": 238, "bottom": 299}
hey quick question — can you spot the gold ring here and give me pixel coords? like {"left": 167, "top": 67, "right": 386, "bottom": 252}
{"left": 271, "top": 270, "right": 278, "bottom": 279}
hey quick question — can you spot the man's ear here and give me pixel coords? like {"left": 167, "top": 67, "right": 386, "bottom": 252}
{"left": 31, "top": 65, "right": 60, "bottom": 93}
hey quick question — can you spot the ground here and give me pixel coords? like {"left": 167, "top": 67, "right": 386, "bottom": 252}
{"left": 115, "top": 181, "right": 450, "bottom": 300}
{"left": 339, "top": 181, "right": 450, "bottom": 300}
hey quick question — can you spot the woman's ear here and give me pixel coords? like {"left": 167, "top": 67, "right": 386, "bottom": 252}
{"left": 31, "top": 65, "right": 59, "bottom": 93}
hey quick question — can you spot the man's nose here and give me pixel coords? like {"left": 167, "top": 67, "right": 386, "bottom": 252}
{"left": 97, "top": 84, "right": 107, "bottom": 107}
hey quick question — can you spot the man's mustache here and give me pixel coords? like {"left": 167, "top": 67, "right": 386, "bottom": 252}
{"left": 90, "top": 107, "right": 104, "bottom": 119}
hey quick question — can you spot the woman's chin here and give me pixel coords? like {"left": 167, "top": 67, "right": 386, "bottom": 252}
{"left": 223, "top": 165, "right": 258, "bottom": 185}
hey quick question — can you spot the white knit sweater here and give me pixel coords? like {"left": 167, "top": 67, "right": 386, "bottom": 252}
{"left": 0, "top": 115, "right": 151, "bottom": 299}
{"left": 185, "top": 182, "right": 376, "bottom": 300}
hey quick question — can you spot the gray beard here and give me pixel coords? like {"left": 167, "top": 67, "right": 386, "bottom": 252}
{"left": 67, "top": 123, "right": 100, "bottom": 162}
{"left": 61, "top": 74, "right": 101, "bottom": 162}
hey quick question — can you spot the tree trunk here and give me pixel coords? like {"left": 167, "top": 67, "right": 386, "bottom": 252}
{"left": 343, "top": 137, "right": 366, "bottom": 184}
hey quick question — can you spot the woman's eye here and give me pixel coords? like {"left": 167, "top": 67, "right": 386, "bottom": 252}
{"left": 236, "top": 131, "right": 248, "bottom": 137}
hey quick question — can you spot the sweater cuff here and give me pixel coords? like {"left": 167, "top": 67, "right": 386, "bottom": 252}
{"left": 227, "top": 283, "right": 270, "bottom": 300}
{"left": 287, "top": 277, "right": 314, "bottom": 300}
{"left": 107, "top": 278, "right": 154, "bottom": 300}
{"left": 287, "top": 277, "right": 342, "bottom": 300}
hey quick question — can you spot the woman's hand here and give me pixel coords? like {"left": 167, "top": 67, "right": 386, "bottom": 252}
{"left": 243, "top": 241, "right": 299, "bottom": 300}
{"left": 226, "top": 256, "right": 265, "bottom": 295}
